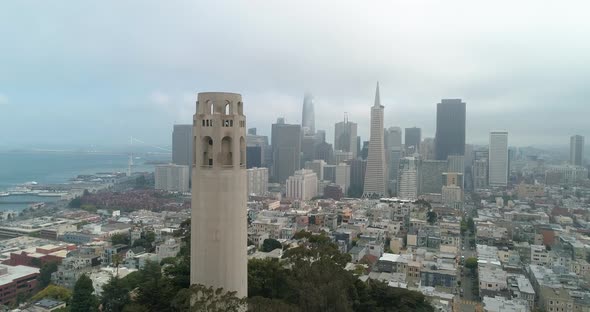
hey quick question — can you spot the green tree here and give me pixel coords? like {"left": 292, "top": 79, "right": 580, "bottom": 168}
{"left": 101, "top": 276, "right": 130, "bottom": 312}
{"left": 135, "top": 261, "right": 175, "bottom": 312}
{"left": 465, "top": 257, "right": 478, "bottom": 272}
{"left": 111, "top": 233, "right": 130, "bottom": 246}
{"left": 68, "top": 197, "right": 82, "bottom": 208}
{"left": 427, "top": 210, "right": 437, "bottom": 225}
{"left": 248, "top": 296, "right": 300, "bottom": 312}
{"left": 261, "top": 239, "right": 282, "bottom": 252}
{"left": 70, "top": 274, "right": 98, "bottom": 312}
{"left": 38, "top": 261, "right": 59, "bottom": 288}
{"left": 171, "top": 284, "right": 246, "bottom": 312}
{"left": 32, "top": 285, "right": 72, "bottom": 302}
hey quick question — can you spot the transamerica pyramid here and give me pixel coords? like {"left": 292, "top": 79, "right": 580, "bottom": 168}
{"left": 362, "top": 82, "right": 387, "bottom": 198}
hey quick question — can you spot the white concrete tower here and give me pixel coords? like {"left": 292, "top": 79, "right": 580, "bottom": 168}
{"left": 489, "top": 130, "right": 509, "bottom": 187}
{"left": 362, "top": 83, "right": 387, "bottom": 198}
{"left": 191, "top": 92, "right": 247, "bottom": 297}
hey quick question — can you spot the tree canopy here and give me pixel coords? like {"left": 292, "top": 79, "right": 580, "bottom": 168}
{"left": 70, "top": 274, "right": 98, "bottom": 312}
{"left": 261, "top": 238, "right": 282, "bottom": 252}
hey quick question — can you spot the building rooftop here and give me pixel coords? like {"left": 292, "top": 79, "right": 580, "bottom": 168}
{"left": 0, "top": 264, "right": 39, "bottom": 285}
{"left": 483, "top": 296, "right": 528, "bottom": 312}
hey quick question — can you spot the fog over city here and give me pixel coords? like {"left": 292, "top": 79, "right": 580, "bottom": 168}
{"left": 1, "top": 1, "right": 589, "bottom": 148}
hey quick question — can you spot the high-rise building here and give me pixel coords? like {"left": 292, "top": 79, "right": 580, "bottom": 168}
{"left": 335, "top": 162, "right": 351, "bottom": 194}
{"left": 246, "top": 131, "right": 269, "bottom": 167}
{"left": 314, "top": 142, "right": 334, "bottom": 164}
{"left": 363, "top": 83, "right": 387, "bottom": 198}
{"left": 347, "top": 159, "right": 367, "bottom": 197}
{"left": 246, "top": 146, "right": 262, "bottom": 168}
{"left": 301, "top": 135, "right": 317, "bottom": 165}
{"left": 334, "top": 117, "right": 358, "bottom": 159}
{"left": 247, "top": 167, "right": 268, "bottom": 196}
{"left": 323, "top": 165, "right": 336, "bottom": 183}
{"left": 271, "top": 120, "right": 302, "bottom": 183}
{"left": 304, "top": 160, "right": 326, "bottom": 181}
{"left": 420, "top": 138, "right": 435, "bottom": 160}
{"left": 387, "top": 148, "right": 403, "bottom": 196}
{"left": 191, "top": 92, "right": 247, "bottom": 297}
{"left": 489, "top": 130, "right": 509, "bottom": 187}
{"left": 435, "top": 99, "right": 466, "bottom": 160}
{"left": 398, "top": 157, "right": 420, "bottom": 199}
{"left": 473, "top": 158, "right": 488, "bottom": 190}
{"left": 155, "top": 164, "right": 190, "bottom": 193}
{"left": 570, "top": 135, "right": 585, "bottom": 166}
{"left": 447, "top": 154, "right": 465, "bottom": 186}
{"left": 442, "top": 172, "right": 463, "bottom": 206}
{"left": 333, "top": 150, "right": 353, "bottom": 165}
{"left": 172, "top": 124, "right": 193, "bottom": 175}
{"left": 420, "top": 160, "right": 447, "bottom": 194}
{"left": 286, "top": 169, "right": 318, "bottom": 200}
{"left": 384, "top": 127, "right": 402, "bottom": 185}
{"left": 302, "top": 93, "right": 315, "bottom": 135}
{"left": 385, "top": 127, "right": 403, "bottom": 151}
{"left": 405, "top": 127, "right": 421, "bottom": 152}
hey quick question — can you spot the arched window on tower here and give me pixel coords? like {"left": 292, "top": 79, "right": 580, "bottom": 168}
{"left": 202, "top": 136, "right": 213, "bottom": 167}
{"left": 208, "top": 100, "right": 214, "bottom": 114}
{"left": 224, "top": 101, "right": 231, "bottom": 115}
{"left": 221, "top": 136, "right": 233, "bottom": 166}
{"left": 240, "top": 136, "right": 246, "bottom": 167}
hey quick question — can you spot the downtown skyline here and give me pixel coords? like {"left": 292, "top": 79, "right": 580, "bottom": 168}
{"left": 1, "top": 1, "right": 590, "bottom": 148}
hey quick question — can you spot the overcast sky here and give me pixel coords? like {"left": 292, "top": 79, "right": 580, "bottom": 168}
{"left": 1, "top": 1, "right": 589, "bottom": 149}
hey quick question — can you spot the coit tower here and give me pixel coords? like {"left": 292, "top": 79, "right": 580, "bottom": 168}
{"left": 191, "top": 92, "right": 247, "bottom": 297}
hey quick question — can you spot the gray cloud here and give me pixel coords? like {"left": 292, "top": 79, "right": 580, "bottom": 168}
{"left": 1, "top": 1, "right": 589, "bottom": 147}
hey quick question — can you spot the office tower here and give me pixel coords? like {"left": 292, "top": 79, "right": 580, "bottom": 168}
{"left": 315, "top": 130, "right": 326, "bottom": 144}
{"left": 271, "top": 119, "right": 302, "bottom": 183}
{"left": 302, "top": 93, "right": 315, "bottom": 135}
{"left": 363, "top": 83, "right": 387, "bottom": 198}
{"left": 385, "top": 127, "right": 403, "bottom": 152}
{"left": 305, "top": 160, "right": 326, "bottom": 181}
{"left": 246, "top": 146, "right": 262, "bottom": 168}
{"left": 334, "top": 116, "right": 358, "bottom": 159}
{"left": 172, "top": 124, "right": 193, "bottom": 175}
{"left": 155, "top": 164, "right": 190, "bottom": 193}
{"left": 447, "top": 155, "right": 465, "bottom": 173}
{"left": 357, "top": 136, "right": 362, "bottom": 159}
{"left": 442, "top": 172, "right": 463, "bottom": 207}
{"left": 405, "top": 127, "right": 421, "bottom": 152}
{"left": 323, "top": 165, "right": 336, "bottom": 183}
{"left": 385, "top": 127, "right": 403, "bottom": 191}
{"left": 435, "top": 99, "right": 466, "bottom": 160}
{"left": 570, "top": 135, "right": 585, "bottom": 166}
{"left": 191, "top": 92, "right": 247, "bottom": 297}
{"left": 334, "top": 150, "right": 353, "bottom": 165}
{"left": 347, "top": 159, "right": 367, "bottom": 196}
{"left": 545, "top": 165, "right": 588, "bottom": 185}
{"left": 464, "top": 144, "right": 474, "bottom": 168}
{"left": 335, "top": 162, "right": 351, "bottom": 194}
{"left": 286, "top": 169, "right": 318, "bottom": 200}
{"left": 388, "top": 148, "right": 403, "bottom": 196}
{"left": 246, "top": 131, "right": 269, "bottom": 167}
{"left": 301, "top": 135, "right": 317, "bottom": 165}
{"left": 489, "top": 130, "right": 509, "bottom": 187}
{"left": 420, "top": 138, "right": 435, "bottom": 160}
{"left": 398, "top": 157, "right": 420, "bottom": 199}
{"left": 247, "top": 167, "right": 268, "bottom": 196}
{"left": 420, "top": 160, "right": 448, "bottom": 194}
{"left": 473, "top": 158, "right": 488, "bottom": 190}
{"left": 314, "top": 142, "right": 334, "bottom": 164}
{"left": 361, "top": 141, "right": 369, "bottom": 160}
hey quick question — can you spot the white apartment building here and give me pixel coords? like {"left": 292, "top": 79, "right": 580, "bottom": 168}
{"left": 155, "top": 164, "right": 189, "bottom": 193}
{"left": 286, "top": 169, "right": 318, "bottom": 201}
{"left": 247, "top": 167, "right": 268, "bottom": 195}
